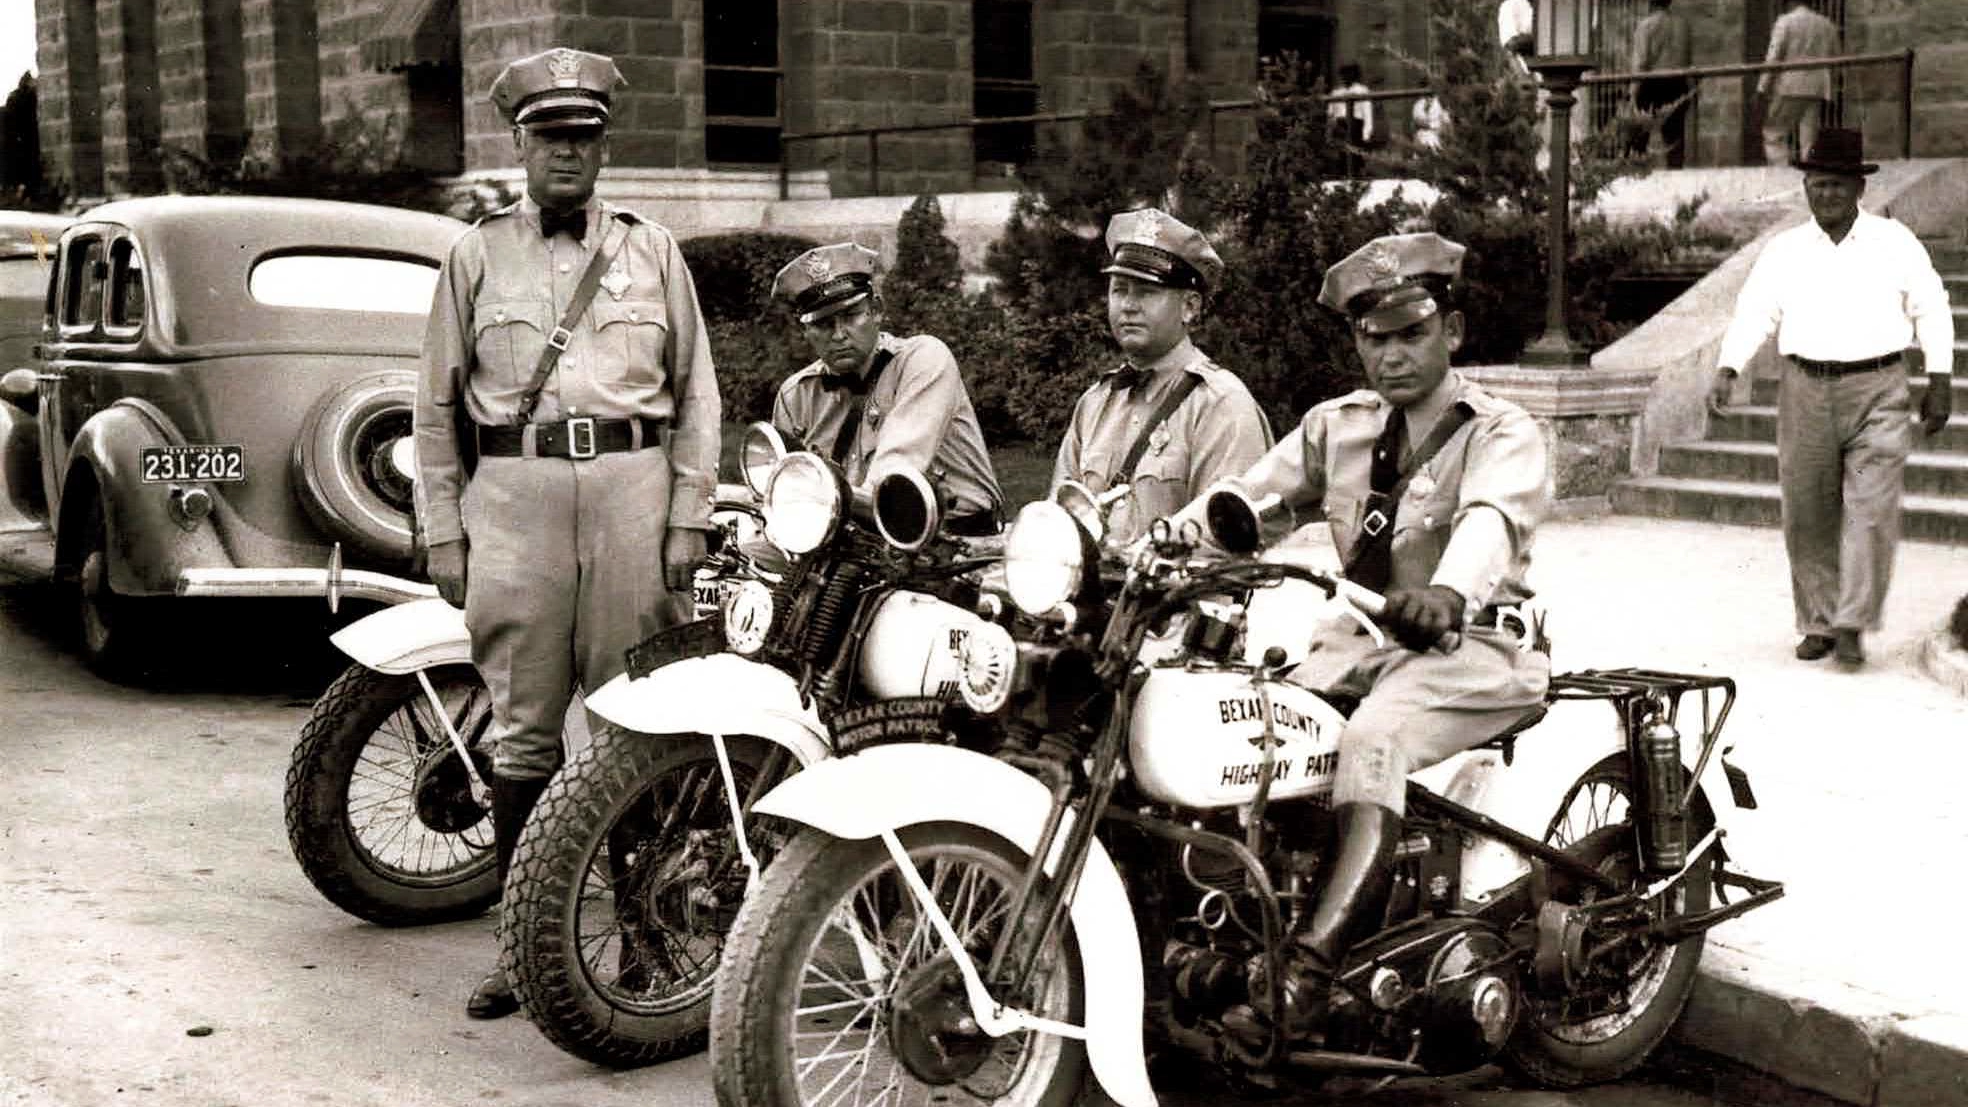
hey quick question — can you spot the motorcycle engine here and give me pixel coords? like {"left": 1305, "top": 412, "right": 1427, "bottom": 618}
{"left": 1327, "top": 918, "right": 1520, "bottom": 1074}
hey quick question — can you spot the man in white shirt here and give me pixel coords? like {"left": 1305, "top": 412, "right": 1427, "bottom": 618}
{"left": 1711, "top": 129, "right": 1954, "bottom": 667}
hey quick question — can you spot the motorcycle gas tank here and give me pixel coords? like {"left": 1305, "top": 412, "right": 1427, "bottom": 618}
{"left": 856, "top": 589, "right": 986, "bottom": 700}
{"left": 1129, "top": 668, "right": 1348, "bottom": 809}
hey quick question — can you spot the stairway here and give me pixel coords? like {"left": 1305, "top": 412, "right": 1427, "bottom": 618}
{"left": 1610, "top": 256, "right": 1968, "bottom": 544}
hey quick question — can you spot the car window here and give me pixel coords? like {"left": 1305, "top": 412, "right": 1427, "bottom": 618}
{"left": 60, "top": 236, "right": 105, "bottom": 331}
{"left": 249, "top": 254, "right": 440, "bottom": 314}
{"left": 106, "top": 237, "right": 145, "bottom": 332}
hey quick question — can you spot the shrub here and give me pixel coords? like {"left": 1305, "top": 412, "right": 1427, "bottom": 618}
{"left": 676, "top": 230, "right": 824, "bottom": 424}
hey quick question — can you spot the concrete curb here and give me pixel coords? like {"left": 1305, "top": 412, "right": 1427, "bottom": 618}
{"left": 1678, "top": 944, "right": 1968, "bottom": 1106}
{"left": 1916, "top": 626, "right": 1968, "bottom": 697}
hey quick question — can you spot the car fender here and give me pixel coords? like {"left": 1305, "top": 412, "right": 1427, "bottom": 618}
{"left": 328, "top": 596, "right": 473, "bottom": 673}
{"left": 583, "top": 654, "right": 833, "bottom": 769}
{"left": 0, "top": 398, "right": 45, "bottom": 531}
{"left": 59, "top": 399, "right": 230, "bottom": 595}
{"left": 755, "top": 744, "right": 1156, "bottom": 1107}
{"left": 1426, "top": 698, "right": 1740, "bottom": 905}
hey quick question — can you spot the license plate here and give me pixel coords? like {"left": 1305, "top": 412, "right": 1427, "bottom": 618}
{"left": 624, "top": 615, "right": 724, "bottom": 679}
{"left": 140, "top": 444, "right": 246, "bottom": 483}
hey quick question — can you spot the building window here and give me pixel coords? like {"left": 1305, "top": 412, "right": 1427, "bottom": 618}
{"left": 705, "top": 0, "right": 781, "bottom": 165}
{"left": 974, "top": 0, "right": 1038, "bottom": 168}
{"left": 1258, "top": 0, "right": 1335, "bottom": 89}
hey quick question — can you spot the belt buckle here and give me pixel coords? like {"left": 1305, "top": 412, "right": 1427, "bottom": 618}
{"left": 1361, "top": 508, "right": 1390, "bottom": 537}
{"left": 566, "top": 417, "right": 597, "bottom": 460}
{"left": 547, "top": 326, "right": 573, "bottom": 352}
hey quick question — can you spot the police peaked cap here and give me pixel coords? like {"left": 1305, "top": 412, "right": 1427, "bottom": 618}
{"left": 773, "top": 243, "right": 882, "bottom": 325}
{"left": 490, "top": 47, "right": 626, "bottom": 129}
{"left": 1318, "top": 232, "right": 1467, "bottom": 335}
{"left": 1101, "top": 208, "right": 1224, "bottom": 293}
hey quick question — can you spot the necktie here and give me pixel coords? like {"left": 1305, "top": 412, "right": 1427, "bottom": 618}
{"left": 1106, "top": 366, "right": 1151, "bottom": 393}
{"left": 540, "top": 208, "right": 587, "bottom": 241}
{"left": 818, "top": 371, "right": 869, "bottom": 395}
{"left": 1351, "top": 410, "right": 1408, "bottom": 592}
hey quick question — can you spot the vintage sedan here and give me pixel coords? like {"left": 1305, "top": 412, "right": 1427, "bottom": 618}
{"left": 0, "top": 195, "right": 467, "bottom": 675}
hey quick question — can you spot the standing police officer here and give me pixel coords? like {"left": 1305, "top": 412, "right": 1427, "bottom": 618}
{"left": 1052, "top": 208, "right": 1271, "bottom": 545}
{"left": 769, "top": 243, "right": 1003, "bottom": 533}
{"left": 413, "top": 47, "right": 722, "bottom": 1019}
{"left": 1175, "top": 233, "right": 1550, "bottom": 1032}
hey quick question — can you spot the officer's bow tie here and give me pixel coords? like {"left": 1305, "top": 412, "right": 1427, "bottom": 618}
{"left": 1106, "top": 366, "right": 1153, "bottom": 393}
{"left": 540, "top": 208, "right": 588, "bottom": 241}
{"left": 819, "top": 371, "right": 871, "bottom": 394}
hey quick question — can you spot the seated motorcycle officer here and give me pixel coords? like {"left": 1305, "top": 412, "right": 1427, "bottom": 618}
{"left": 1169, "top": 232, "right": 1552, "bottom": 1030}
{"left": 1051, "top": 208, "right": 1272, "bottom": 547}
{"left": 768, "top": 242, "right": 1005, "bottom": 536}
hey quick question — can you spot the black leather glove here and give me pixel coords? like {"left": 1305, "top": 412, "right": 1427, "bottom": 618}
{"left": 1921, "top": 377, "right": 1953, "bottom": 437}
{"left": 1383, "top": 585, "right": 1466, "bottom": 652}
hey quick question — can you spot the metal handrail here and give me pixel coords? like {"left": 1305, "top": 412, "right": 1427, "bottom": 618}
{"left": 776, "top": 49, "right": 1916, "bottom": 198}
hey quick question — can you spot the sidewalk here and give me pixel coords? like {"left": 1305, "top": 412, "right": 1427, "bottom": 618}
{"left": 1527, "top": 515, "right": 1968, "bottom": 1107}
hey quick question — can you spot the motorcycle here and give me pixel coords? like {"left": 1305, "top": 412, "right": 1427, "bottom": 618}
{"left": 497, "top": 424, "right": 1008, "bottom": 1068}
{"left": 707, "top": 484, "right": 1785, "bottom": 1107}
{"left": 281, "top": 480, "right": 763, "bottom": 927}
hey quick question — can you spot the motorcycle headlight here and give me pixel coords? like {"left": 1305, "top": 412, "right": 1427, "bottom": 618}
{"left": 740, "top": 421, "right": 796, "bottom": 497}
{"left": 722, "top": 578, "right": 775, "bottom": 655}
{"left": 872, "top": 464, "right": 941, "bottom": 552}
{"left": 763, "top": 451, "right": 846, "bottom": 555}
{"left": 956, "top": 620, "right": 1018, "bottom": 714}
{"left": 1003, "top": 500, "right": 1085, "bottom": 616}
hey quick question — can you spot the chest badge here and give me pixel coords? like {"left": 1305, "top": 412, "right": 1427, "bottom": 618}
{"left": 1148, "top": 423, "right": 1172, "bottom": 455}
{"left": 1408, "top": 473, "right": 1437, "bottom": 500}
{"left": 864, "top": 401, "right": 884, "bottom": 430}
{"left": 601, "top": 263, "right": 631, "bottom": 301}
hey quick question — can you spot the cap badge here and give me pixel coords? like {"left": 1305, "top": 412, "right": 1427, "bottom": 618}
{"left": 801, "top": 252, "right": 832, "bottom": 281}
{"left": 1128, "top": 209, "right": 1167, "bottom": 247}
{"left": 1363, "top": 241, "right": 1402, "bottom": 287}
{"left": 548, "top": 48, "right": 582, "bottom": 87}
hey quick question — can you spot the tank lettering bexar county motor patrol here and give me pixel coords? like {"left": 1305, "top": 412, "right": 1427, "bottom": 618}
{"left": 1216, "top": 749, "right": 1338, "bottom": 789}
{"left": 1216, "top": 695, "right": 1318, "bottom": 737}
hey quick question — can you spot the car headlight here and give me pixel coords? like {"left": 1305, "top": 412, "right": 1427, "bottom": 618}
{"left": 1003, "top": 500, "right": 1085, "bottom": 616}
{"left": 956, "top": 620, "right": 1018, "bottom": 713}
{"left": 722, "top": 579, "right": 775, "bottom": 655}
{"left": 740, "top": 421, "right": 796, "bottom": 496}
{"left": 763, "top": 451, "right": 846, "bottom": 555}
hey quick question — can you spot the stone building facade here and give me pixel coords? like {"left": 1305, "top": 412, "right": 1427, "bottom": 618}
{"left": 28, "top": 0, "right": 1968, "bottom": 202}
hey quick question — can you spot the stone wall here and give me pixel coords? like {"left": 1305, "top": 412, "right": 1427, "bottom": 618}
{"left": 241, "top": 0, "right": 321, "bottom": 167}
{"left": 36, "top": 0, "right": 105, "bottom": 195}
{"left": 98, "top": 0, "right": 163, "bottom": 194}
{"left": 155, "top": 0, "right": 245, "bottom": 171}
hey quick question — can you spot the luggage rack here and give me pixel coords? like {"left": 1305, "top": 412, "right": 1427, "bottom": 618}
{"left": 1548, "top": 667, "right": 1743, "bottom": 811}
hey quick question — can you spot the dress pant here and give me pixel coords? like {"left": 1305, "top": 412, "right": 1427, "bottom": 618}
{"left": 1762, "top": 96, "right": 1823, "bottom": 167}
{"left": 460, "top": 448, "right": 686, "bottom": 780}
{"left": 1776, "top": 361, "right": 1914, "bottom": 636}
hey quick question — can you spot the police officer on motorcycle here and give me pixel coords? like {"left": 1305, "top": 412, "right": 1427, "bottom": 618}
{"left": 1174, "top": 232, "right": 1551, "bottom": 1021}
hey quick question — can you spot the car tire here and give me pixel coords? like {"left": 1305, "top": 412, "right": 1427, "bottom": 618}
{"left": 73, "top": 494, "right": 157, "bottom": 680}
{"left": 292, "top": 371, "right": 418, "bottom": 563}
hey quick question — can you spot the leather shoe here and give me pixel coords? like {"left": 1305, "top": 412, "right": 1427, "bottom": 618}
{"left": 1794, "top": 634, "right": 1834, "bottom": 661}
{"left": 1833, "top": 628, "right": 1864, "bottom": 667}
{"left": 466, "top": 968, "right": 518, "bottom": 1019}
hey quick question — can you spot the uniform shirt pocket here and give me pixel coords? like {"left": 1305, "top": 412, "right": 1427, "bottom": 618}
{"left": 473, "top": 301, "right": 551, "bottom": 390}
{"left": 1126, "top": 447, "right": 1190, "bottom": 525}
{"left": 591, "top": 299, "right": 670, "bottom": 387}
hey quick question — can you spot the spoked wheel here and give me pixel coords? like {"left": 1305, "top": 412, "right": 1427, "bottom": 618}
{"left": 283, "top": 662, "right": 499, "bottom": 925}
{"left": 505, "top": 735, "right": 788, "bottom": 1068}
{"left": 1502, "top": 753, "right": 1713, "bottom": 1088}
{"left": 712, "top": 823, "right": 1087, "bottom": 1107}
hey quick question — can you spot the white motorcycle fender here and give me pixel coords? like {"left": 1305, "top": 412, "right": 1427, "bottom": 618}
{"left": 755, "top": 744, "right": 1156, "bottom": 1107}
{"left": 583, "top": 653, "right": 832, "bottom": 769}
{"left": 329, "top": 596, "right": 472, "bottom": 674}
{"left": 1427, "top": 698, "right": 1741, "bottom": 905}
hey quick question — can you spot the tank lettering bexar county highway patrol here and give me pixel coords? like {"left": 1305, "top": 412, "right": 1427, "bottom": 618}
{"left": 1217, "top": 749, "right": 1338, "bottom": 788}
{"left": 1216, "top": 695, "right": 1318, "bottom": 736}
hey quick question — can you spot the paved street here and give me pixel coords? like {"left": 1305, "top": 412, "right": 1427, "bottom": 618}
{"left": 2, "top": 511, "right": 1951, "bottom": 1106}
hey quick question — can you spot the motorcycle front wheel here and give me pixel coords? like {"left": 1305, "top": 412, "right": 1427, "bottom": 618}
{"left": 283, "top": 662, "right": 499, "bottom": 925}
{"left": 1502, "top": 752, "right": 1713, "bottom": 1088}
{"left": 504, "top": 734, "right": 784, "bottom": 1068}
{"left": 711, "top": 823, "right": 1088, "bottom": 1107}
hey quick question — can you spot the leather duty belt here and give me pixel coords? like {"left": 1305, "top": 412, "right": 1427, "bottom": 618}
{"left": 1788, "top": 351, "right": 1902, "bottom": 377}
{"left": 475, "top": 416, "right": 670, "bottom": 460}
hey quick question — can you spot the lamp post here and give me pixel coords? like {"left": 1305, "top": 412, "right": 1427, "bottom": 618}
{"left": 1520, "top": 0, "right": 1597, "bottom": 367}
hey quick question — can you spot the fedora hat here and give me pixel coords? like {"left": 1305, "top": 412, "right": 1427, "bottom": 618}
{"left": 1794, "top": 128, "right": 1879, "bottom": 175}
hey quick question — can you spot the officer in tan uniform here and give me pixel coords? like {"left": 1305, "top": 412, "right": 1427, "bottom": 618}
{"left": 770, "top": 242, "right": 1003, "bottom": 533}
{"left": 1052, "top": 208, "right": 1272, "bottom": 545}
{"left": 412, "top": 47, "right": 721, "bottom": 1019}
{"left": 1175, "top": 233, "right": 1550, "bottom": 1030}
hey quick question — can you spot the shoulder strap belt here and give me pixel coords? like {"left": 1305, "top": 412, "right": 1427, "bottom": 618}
{"left": 1341, "top": 401, "right": 1475, "bottom": 581}
{"left": 829, "top": 348, "right": 898, "bottom": 466}
{"left": 513, "top": 214, "right": 633, "bottom": 426}
{"left": 1112, "top": 372, "right": 1205, "bottom": 488}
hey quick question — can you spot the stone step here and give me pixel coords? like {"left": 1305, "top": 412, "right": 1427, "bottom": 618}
{"left": 1709, "top": 406, "right": 1968, "bottom": 451}
{"left": 1747, "top": 372, "right": 1968, "bottom": 407}
{"left": 1658, "top": 439, "right": 1968, "bottom": 495}
{"left": 1610, "top": 476, "right": 1968, "bottom": 542}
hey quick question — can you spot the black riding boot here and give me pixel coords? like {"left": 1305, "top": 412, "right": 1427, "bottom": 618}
{"left": 1296, "top": 801, "right": 1403, "bottom": 968}
{"left": 466, "top": 772, "right": 550, "bottom": 1020}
